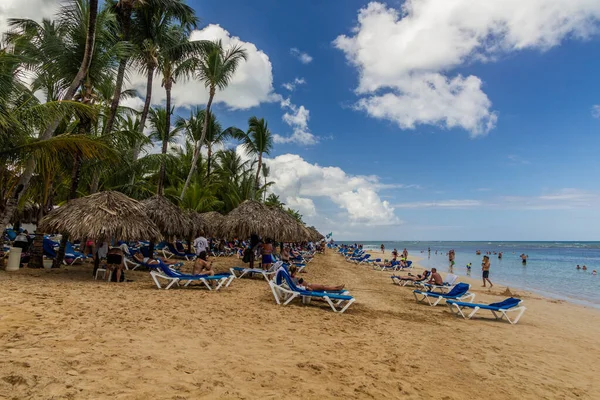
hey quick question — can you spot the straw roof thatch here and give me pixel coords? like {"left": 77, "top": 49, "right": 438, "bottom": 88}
{"left": 219, "top": 200, "right": 300, "bottom": 241}
{"left": 38, "top": 191, "right": 162, "bottom": 241}
{"left": 185, "top": 210, "right": 207, "bottom": 237}
{"left": 200, "top": 211, "right": 225, "bottom": 237}
{"left": 268, "top": 206, "right": 312, "bottom": 242}
{"left": 306, "top": 226, "right": 324, "bottom": 242}
{"left": 141, "top": 195, "right": 192, "bottom": 237}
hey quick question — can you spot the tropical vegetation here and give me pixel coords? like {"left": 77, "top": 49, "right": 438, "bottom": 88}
{"left": 0, "top": 0, "right": 305, "bottom": 253}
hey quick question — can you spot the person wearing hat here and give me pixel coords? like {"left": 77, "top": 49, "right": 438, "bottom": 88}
{"left": 482, "top": 255, "right": 493, "bottom": 288}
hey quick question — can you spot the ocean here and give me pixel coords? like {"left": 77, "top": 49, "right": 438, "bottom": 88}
{"left": 338, "top": 241, "right": 600, "bottom": 308}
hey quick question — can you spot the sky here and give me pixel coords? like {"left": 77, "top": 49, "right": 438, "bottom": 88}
{"left": 3, "top": 0, "right": 600, "bottom": 241}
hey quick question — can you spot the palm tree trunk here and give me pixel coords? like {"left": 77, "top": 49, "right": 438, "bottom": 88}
{"left": 157, "top": 83, "right": 172, "bottom": 195}
{"left": 206, "top": 145, "right": 212, "bottom": 180}
{"left": 103, "top": 5, "right": 132, "bottom": 136}
{"left": 255, "top": 153, "right": 263, "bottom": 192}
{"left": 180, "top": 87, "right": 215, "bottom": 200}
{"left": 134, "top": 65, "right": 155, "bottom": 160}
{"left": 0, "top": 0, "right": 99, "bottom": 240}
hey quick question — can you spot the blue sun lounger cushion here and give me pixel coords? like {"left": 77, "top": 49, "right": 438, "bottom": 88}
{"left": 446, "top": 297, "right": 526, "bottom": 324}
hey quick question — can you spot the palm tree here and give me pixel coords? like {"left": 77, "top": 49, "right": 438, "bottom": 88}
{"left": 240, "top": 116, "right": 273, "bottom": 191}
{"left": 103, "top": 0, "right": 198, "bottom": 136}
{"left": 148, "top": 106, "right": 183, "bottom": 193}
{"left": 0, "top": 0, "right": 100, "bottom": 233}
{"left": 130, "top": 1, "right": 198, "bottom": 162}
{"left": 156, "top": 25, "right": 204, "bottom": 194}
{"left": 180, "top": 39, "right": 247, "bottom": 200}
{"left": 265, "top": 193, "right": 285, "bottom": 209}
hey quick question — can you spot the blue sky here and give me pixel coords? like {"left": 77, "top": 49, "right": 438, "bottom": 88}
{"left": 182, "top": 0, "right": 600, "bottom": 241}
{"left": 5, "top": 0, "right": 600, "bottom": 240}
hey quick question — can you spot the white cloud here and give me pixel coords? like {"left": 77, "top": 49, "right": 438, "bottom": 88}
{"left": 282, "top": 77, "right": 306, "bottom": 91}
{"left": 0, "top": 0, "right": 58, "bottom": 39}
{"left": 335, "top": 1, "right": 600, "bottom": 136}
{"left": 290, "top": 48, "right": 313, "bottom": 64}
{"left": 592, "top": 105, "right": 600, "bottom": 118}
{"left": 125, "top": 24, "right": 277, "bottom": 111}
{"left": 273, "top": 99, "right": 318, "bottom": 145}
{"left": 285, "top": 196, "right": 316, "bottom": 217}
{"left": 265, "top": 153, "right": 399, "bottom": 225}
{"left": 393, "top": 200, "right": 483, "bottom": 209}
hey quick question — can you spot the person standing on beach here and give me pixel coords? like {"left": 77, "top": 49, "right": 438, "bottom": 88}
{"left": 402, "top": 248, "right": 408, "bottom": 260}
{"left": 449, "top": 249, "right": 455, "bottom": 271}
{"left": 381, "top": 243, "right": 385, "bottom": 254}
{"left": 482, "top": 255, "right": 493, "bottom": 288}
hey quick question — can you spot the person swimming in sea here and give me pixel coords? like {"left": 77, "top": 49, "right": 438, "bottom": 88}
{"left": 592, "top": 270, "right": 597, "bottom": 275}
{"left": 520, "top": 253, "right": 528, "bottom": 265}
{"left": 576, "top": 264, "right": 581, "bottom": 270}
{"left": 582, "top": 265, "right": 587, "bottom": 271}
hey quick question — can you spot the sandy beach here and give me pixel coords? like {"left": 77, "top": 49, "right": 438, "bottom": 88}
{"left": 1, "top": 250, "right": 600, "bottom": 399}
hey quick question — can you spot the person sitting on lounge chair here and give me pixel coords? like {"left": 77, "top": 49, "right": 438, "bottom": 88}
{"left": 289, "top": 266, "right": 344, "bottom": 291}
{"left": 427, "top": 268, "right": 444, "bottom": 286}
{"left": 133, "top": 252, "right": 179, "bottom": 266}
{"left": 193, "top": 257, "right": 215, "bottom": 276}
{"left": 400, "top": 270, "right": 430, "bottom": 282}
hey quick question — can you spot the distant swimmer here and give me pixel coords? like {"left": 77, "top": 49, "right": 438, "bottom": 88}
{"left": 520, "top": 254, "right": 528, "bottom": 265}
{"left": 576, "top": 264, "right": 581, "bottom": 270}
{"left": 582, "top": 265, "right": 587, "bottom": 271}
{"left": 476, "top": 250, "right": 481, "bottom": 255}
{"left": 498, "top": 252, "right": 503, "bottom": 259}
{"left": 593, "top": 270, "right": 597, "bottom": 275}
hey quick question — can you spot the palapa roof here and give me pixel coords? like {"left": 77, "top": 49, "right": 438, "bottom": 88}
{"left": 200, "top": 211, "right": 225, "bottom": 237}
{"left": 306, "top": 226, "right": 325, "bottom": 241}
{"left": 184, "top": 210, "right": 207, "bottom": 237}
{"left": 268, "top": 206, "right": 312, "bottom": 242}
{"left": 219, "top": 200, "right": 298, "bottom": 241}
{"left": 141, "top": 195, "right": 192, "bottom": 237}
{"left": 38, "top": 191, "right": 162, "bottom": 241}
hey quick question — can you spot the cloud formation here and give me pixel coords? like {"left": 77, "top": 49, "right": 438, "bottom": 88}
{"left": 273, "top": 98, "right": 318, "bottom": 145}
{"left": 265, "top": 153, "right": 399, "bottom": 225}
{"left": 282, "top": 77, "right": 306, "bottom": 91}
{"left": 290, "top": 48, "right": 313, "bottom": 64}
{"left": 335, "top": 1, "right": 600, "bottom": 136}
{"left": 592, "top": 105, "right": 600, "bottom": 118}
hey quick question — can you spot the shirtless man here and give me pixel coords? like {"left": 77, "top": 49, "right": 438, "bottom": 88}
{"left": 427, "top": 268, "right": 443, "bottom": 286}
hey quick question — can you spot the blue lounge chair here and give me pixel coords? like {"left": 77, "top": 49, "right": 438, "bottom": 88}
{"left": 162, "top": 242, "right": 196, "bottom": 261}
{"left": 5, "top": 229, "right": 17, "bottom": 241}
{"left": 413, "top": 282, "right": 475, "bottom": 306}
{"left": 446, "top": 297, "right": 526, "bottom": 324}
{"left": 268, "top": 267, "right": 355, "bottom": 313}
{"left": 43, "top": 238, "right": 58, "bottom": 259}
{"left": 64, "top": 241, "right": 86, "bottom": 265}
{"left": 230, "top": 261, "right": 282, "bottom": 281}
{"left": 150, "top": 259, "right": 234, "bottom": 291}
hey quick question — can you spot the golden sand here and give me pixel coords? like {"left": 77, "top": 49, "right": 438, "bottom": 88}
{"left": 1, "top": 250, "right": 599, "bottom": 399}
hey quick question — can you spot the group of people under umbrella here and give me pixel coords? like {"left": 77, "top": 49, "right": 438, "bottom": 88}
{"left": 30, "top": 191, "right": 324, "bottom": 280}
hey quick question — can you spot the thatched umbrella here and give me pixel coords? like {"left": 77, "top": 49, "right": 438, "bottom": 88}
{"left": 219, "top": 200, "right": 287, "bottom": 240}
{"left": 306, "top": 226, "right": 325, "bottom": 242}
{"left": 185, "top": 210, "right": 207, "bottom": 236}
{"left": 141, "top": 195, "right": 192, "bottom": 238}
{"left": 38, "top": 191, "right": 162, "bottom": 241}
{"left": 268, "top": 206, "right": 312, "bottom": 242}
{"left": 200, "top": 211, "right": 225, "bottom": 237}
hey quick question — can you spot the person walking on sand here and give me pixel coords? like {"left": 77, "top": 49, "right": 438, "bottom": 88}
{"left": 482, "top": 255, "right": 493, "bottom": 288}
{"left": 381, "top": 243, "right": 385, "bottom": 254}
{"left": 449, "top": 249, "right": 455, "bottom": 271}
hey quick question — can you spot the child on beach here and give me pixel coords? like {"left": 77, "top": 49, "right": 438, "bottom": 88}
{"left": 482, "top": 255, "right": 493, "bottom": 288}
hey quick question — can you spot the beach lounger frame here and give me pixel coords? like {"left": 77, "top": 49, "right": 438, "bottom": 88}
{"left": 268, "top": 268, "right": 355, "bottom": 313}
{"left": 446, "top": 298, "right": 527, "bottom": 324}
{"left": 413, "top": 283, "right": 475, "bottom": 306}
{"left": 150, "top": 260, "right": 234, "bottom": 291}
{"left": 230, "top": 261, "right": 281, "bottom": 281}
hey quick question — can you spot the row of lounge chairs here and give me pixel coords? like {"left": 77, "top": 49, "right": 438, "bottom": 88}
{"left": 335, "top": 245, "right": 526, "bottom": 324}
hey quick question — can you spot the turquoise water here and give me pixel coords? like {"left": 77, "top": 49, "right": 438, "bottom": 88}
{"left": 340, "top": 241, "right": 600, "bottom": 308}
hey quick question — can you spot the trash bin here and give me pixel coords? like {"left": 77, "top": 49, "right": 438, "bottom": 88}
{"left": 5, "top": 247, "right": 22, "bottom": 271}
